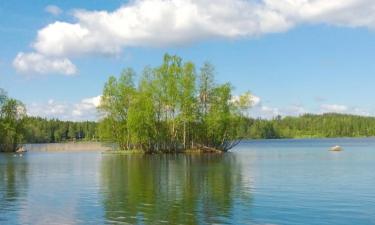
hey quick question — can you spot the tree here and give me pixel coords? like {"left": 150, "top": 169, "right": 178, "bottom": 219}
{"left": 198, "top": 62, "right": 215, "bottom": 116}
{"left": 0, "top": 93, "right": 27, "bottom": 152}
{"left": 178, "top": 62, "right": 197, "bottom": 149}
{"left": 205, "top": 83, "right": 235, "bottom": 151}
{"left": 98, "top": 69, "right": 136, "bottom": 149}
{"left": 68, "top": 123, "right": 77, "bottom": 140}
{"left": 128, "top": 87, "right": 156, "bottom": 152}
{"left": 98, "top": 54, "right": 253, "bottom": 153}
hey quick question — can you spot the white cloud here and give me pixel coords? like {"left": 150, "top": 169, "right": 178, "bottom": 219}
{"left": 320, "top": 104, "right": 349, "bottom": 113}
{"left": 247, "top": 93, "right": 374, "bottom": 119}
{"left": 72, "top": 96, "right": 102, "bottom": 117}
{"left": 27, "top": 96, "right": 101, "bottom": 121}
{"left": 28, "top": 100, "right": 68, "bottom": 118}
{"left": 13, "top": 52, "right": 77, "bottom": 75}
{"left": 31, "top": 0, "right": 291, "bottom": 57}
{"left": 15, "top": 0, "right": 375, "bottom": 74}
{"left": 250, "top": 104, "right": 280, "bottom": 119}
{"left": 247, "top": 93, "right": 307, "bottom": 118}
{"left": 265, "top": 0, "right": 375, "bottom": 28}
{"left": 320, "top": 104, "right": 373, "bottom": 116}
{"left": 251, "top": 95, "right": 261, "bottom": 106}
{"left": 261, "top": 105, "right": 280, "bottom": 116}
{"left": 30, "top": 0, "right": 375, "bottom": 58}
{"left": 81, "top": 95, "right": 102, "bottom": 107}
{"left": 45, "top": 5, "right": 62, "bottom": 16}
{"left": 232, "top": 94, "right": 261, "bottom": 106}
{"left": 351, "top": 107, "right": 371, "bottom": 116}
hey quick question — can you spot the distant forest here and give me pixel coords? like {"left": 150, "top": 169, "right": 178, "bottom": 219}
{"left": 23, "top": 113, "right": 375, "bottom": 143}
{"left": 1, "top": 88, "right": 98, "bottom": 148}
{"left": 246, "top": 113, "right": 375, "bottom": 139}
{"left": 4, "top": 89, "right": 375, "bottom": 150}
{"left": 23, "top": 117, "right": 97, "bottom": 143}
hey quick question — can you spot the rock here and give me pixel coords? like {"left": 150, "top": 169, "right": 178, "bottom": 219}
{"left": 330, "top": 145, "right": 343, "bottom": 151}
{"left": 15, "top": 145, "right": 26, "bottom": 153}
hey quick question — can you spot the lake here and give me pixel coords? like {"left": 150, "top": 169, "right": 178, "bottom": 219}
{"left": 1, "top": 138, "right": 375, "bottom": 225}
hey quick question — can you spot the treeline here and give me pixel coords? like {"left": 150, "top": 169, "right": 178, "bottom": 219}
{"left": 23, "top": 117, "right": 98, "bottom": 143}
{"left": 20, "top": 113, "right": 375, "bottom": 143}
{"left": 4, "top": 58, "right": 375, "bottom": 152}
{"left": 98, "top": 54, "right": 252, "bottom": 153}
{"left": 248, "top": 113, "right": 375, "bottom": 139}
{"left": 1, "top": 88, "right": 98, "bottom": 152}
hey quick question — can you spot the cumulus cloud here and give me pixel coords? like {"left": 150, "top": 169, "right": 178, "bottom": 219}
{"left": 260, "top": 105, "right": 280, "bottom": 117}
{"left": 247, "top": 94, "right": 280, "bottom": 118}
{"left": 253, "top": 104, "right": 304, "bottom": 118}
{"left": 45, "top": 5, "right": 62, "bottom": 16}
{"left": 319, "top": 103, "right": 373, "bottom": 116}
{"left": 32, "top": 0, "right": 375, "bottom": 57}
{"left": 27, "top": 96, "right": 101, "bottom": 121}
{"left": 232, "top": 94, "right": 261, "bottom": 107}
{"left": 245, "top": 92, "right": 374, "bottom": 118}
{"left": 72, "top": 96, "right": 102, "bottom": 117}
{"left": 251, "top": 95, "right": 261, "bottom": 106}
{"left": 248, "top": 93, "right": 308, "bottom": 118}
{"left": 350, "top": 107, "right": 371, "bottom": 116}
{"left": 13, "top": 52, "right": 77, "bottom": 75}
{"left": 15, "top": 0, "right": 375, "bottom": 74}
{"left": 320, "top": 104, "right": 348, "bottom": 113}
{"left": 32, "top": 0, "right": 291, "bottom": 57}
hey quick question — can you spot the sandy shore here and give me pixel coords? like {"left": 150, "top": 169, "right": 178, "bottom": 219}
{"left": 24, "top": 142, "right": 114, "bottom": 152}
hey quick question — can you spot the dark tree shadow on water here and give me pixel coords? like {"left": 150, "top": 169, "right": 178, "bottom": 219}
{"left": 0, "top": 154, "right": 28, "bottom": 224}
{"left": 100, "top": 153, "right": 252, "bottom": 225}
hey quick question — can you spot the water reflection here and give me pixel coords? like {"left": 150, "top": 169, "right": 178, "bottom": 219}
{"left": 0, "top": 154, "right": 28, "bottom": 224}
{"left": 1, "top": 139, "right": 374, "bottom": 224}
{"left": 100, "top": 153, "right": 252, "bottom": 225}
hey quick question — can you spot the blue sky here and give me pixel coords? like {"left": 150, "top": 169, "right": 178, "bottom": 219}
{"left": 1, "top": 0, "right": 375, "bottom": 120}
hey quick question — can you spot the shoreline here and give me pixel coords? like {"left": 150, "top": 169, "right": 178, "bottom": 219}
{"left": 24, "top": 142, "right": 113, "bottom": 152}
{"left": 6, "top": 137, "right": 374, "bottom": 153}
{"left": 22, "top": 142, "right": 226, "bottom": 154}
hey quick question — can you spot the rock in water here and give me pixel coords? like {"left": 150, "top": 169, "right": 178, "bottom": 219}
{"left": 15, "top": 145, "right": 26, "bottom": 153}
{"left": 330, "top": 145, "right": 343, "bottom": 151}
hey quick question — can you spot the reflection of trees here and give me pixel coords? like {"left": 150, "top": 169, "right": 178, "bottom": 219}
{"left": 0, "top": 154, "right": 28, "bottom": 220}
{"left": 101, "top": 153, "right": 251, "bottom": 224}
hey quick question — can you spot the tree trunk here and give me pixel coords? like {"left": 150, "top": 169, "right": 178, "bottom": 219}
{"left": 183, "top": 121, "right": 186, "bottom": 150}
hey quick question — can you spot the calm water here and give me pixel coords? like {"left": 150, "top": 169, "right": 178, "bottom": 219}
{"left": 1, "top": 138, "right": 375, "bottom": 225}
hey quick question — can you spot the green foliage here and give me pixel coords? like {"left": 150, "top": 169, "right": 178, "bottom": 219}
{"left": 247, "top": 113, "right": 375, "bottom": 139}
{"left": 0, "top": 88, "right": 98, "bottom": 149}
{"left": 23, "top": 117, "right": 98, "bottom": 143}
{"left": 98, "top": 69, "right": 136, "bottom": 149}
{"left": 98, "top": 54, "right": 252, "bottom": 152}
{"left": 248, "top": 119, "right": 280, "bottom": 139}
{"left": 0, "top": 89, "right": 26, "bottom": 152}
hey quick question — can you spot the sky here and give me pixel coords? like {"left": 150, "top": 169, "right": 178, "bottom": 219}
{"left": 1, "top": 0, "right": 375, "bottom": 121}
